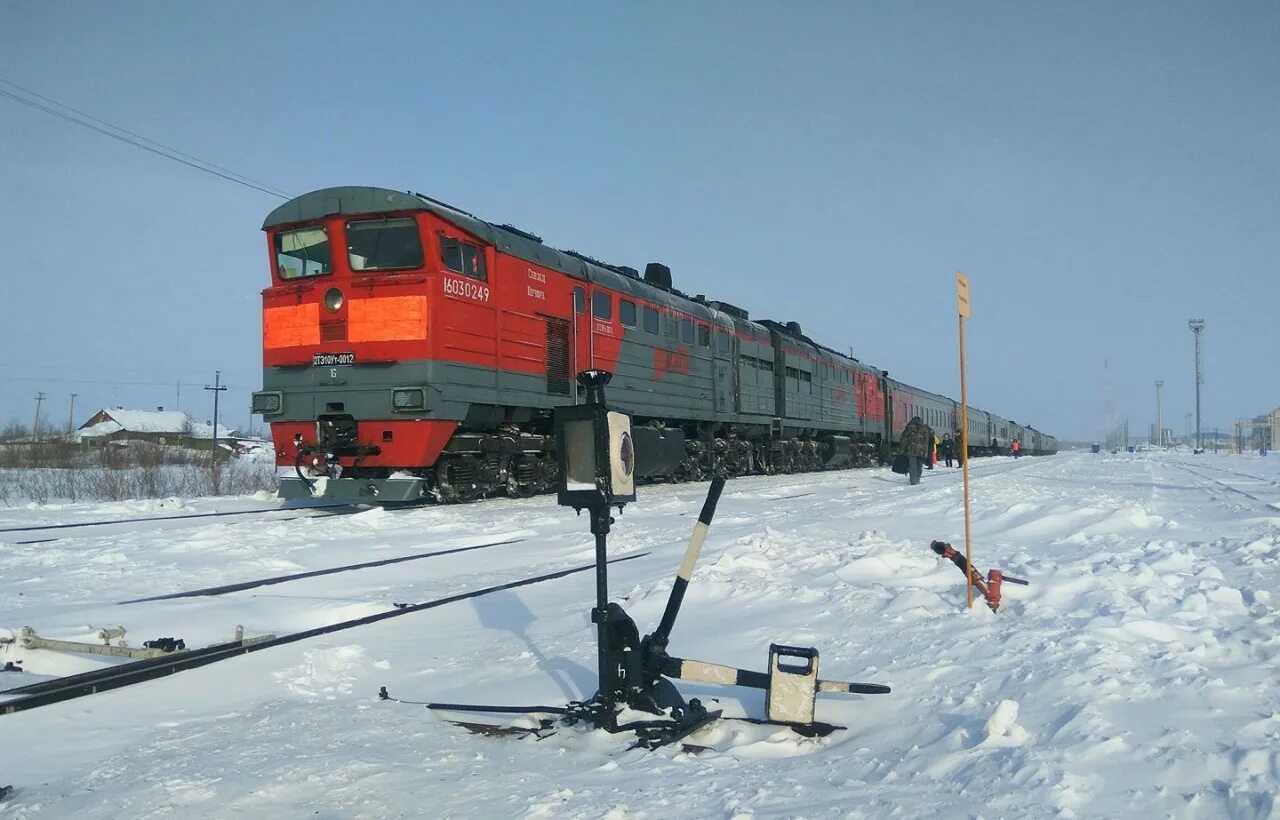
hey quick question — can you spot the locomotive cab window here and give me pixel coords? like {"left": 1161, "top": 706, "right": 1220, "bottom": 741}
{"left": 698, "top": 324, "right": 711, "bottom": 347}
{"left": 574, "top": 287, "right": 585, "bottom": 313}
{"left": 275, "top": 226, "right": 332, "bottom": 279}
{"left": 681, "top": 319, "right": 694, "bottom": 344}
{"left": 592, "top": 291, "right": 612, "bottom": 320}
{"left": 347, "top": 217, "right": 423, "bottom": 271}
{"left": 620, "top": 299, "right": 637, "bottom": 327}
{"left": 439, "top": 233, "right": 486, "bottom": 280}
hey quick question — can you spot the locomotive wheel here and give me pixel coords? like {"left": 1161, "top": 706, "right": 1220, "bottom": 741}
{"left": 436, "top": 456, "right": 481, "bottom": 503}
{"left": 504, "top": 453, "right": 539, "bottom": 498}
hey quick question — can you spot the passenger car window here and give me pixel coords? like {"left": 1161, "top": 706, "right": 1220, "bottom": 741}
{"left": 643, "top": 306, "right": 659, "bottom": 334}
{"left": 681, "top": 319, "right": 694, "bottom": 344}
{"left": 620, "top": 299, "right": 637, "bottom": 327}
{"left": 439, "top": 233, "right": 486, "bottom": 280}
{"left": 592, "top": 291, "right": 612, "bottom": 320}
{"left": 347, "top": 217, "right": 422, "bottom": 271}
{"left": 275, "top": 226, "right": 332, "bottom": 279}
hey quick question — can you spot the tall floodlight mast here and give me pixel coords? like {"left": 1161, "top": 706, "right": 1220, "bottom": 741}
{"left": 1155, "top": 380, "right": 1164, "bottom": 446}
{"left": 1188, "top": 319, "right": 1204, "bottom": 452}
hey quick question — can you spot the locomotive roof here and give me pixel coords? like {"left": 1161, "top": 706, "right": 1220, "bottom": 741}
{"left": 263, "top": 186, "right": 725, "bottom": 324}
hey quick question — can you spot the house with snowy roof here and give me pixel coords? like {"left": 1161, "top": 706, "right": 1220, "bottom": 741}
{"left": 76, "top": 408, "right": 237, "bottom": 449}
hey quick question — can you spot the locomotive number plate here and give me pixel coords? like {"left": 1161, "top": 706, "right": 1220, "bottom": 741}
{"left": 312, "top": 352, "right": 355, "bottom": 367}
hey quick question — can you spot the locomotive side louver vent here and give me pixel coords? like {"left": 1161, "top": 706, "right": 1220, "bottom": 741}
{"left": 643, "top": 262, "right": 672, "bottom": 290}
{"left": 545, "top": 317, "right": 571, "bottom": 396}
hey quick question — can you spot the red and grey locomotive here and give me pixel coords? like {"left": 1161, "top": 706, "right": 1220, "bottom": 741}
{"left": 252, "top": 186, "right": 1055, "bottom": 502}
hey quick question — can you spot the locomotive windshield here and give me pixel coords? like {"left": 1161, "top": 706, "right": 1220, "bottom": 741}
{"left": 347, "top": 217, "right": 424, "bottom": 271}
{"left": 275, "top": 226, "right": 332, "bottom": 279}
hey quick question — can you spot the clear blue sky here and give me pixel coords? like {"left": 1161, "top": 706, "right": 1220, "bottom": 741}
{"left": 2, "top": 2, "right": 1276, "bottom": 441}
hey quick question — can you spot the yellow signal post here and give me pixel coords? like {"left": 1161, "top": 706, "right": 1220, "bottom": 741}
{"left": 955, "top": 272, "right": 973, "bottom": 609}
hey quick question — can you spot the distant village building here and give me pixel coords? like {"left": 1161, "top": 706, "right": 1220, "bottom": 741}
{"left": 76, "top": 407, "right": 237, "bottom": 449}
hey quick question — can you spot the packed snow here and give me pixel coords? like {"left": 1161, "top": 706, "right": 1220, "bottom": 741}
{"left": 1, "top": 451, "right": 1278, "bottom": 818}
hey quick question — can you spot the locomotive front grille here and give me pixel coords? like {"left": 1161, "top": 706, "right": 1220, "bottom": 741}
{"left": 320, "top": 319, "right": 348, "bottom": 342}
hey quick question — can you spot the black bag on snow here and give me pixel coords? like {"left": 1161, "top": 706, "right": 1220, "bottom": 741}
{"left": 891, "top": 454, "right": 908, "bottom": 474}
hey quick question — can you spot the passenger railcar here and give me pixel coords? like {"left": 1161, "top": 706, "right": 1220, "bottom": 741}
{"left": 253, "top": 186, "right": 1055, "bottom": 502}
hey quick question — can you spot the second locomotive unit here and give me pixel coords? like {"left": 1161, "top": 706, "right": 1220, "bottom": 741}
{"left": 252, "top": 187, "right": 1055, "bottom": 502}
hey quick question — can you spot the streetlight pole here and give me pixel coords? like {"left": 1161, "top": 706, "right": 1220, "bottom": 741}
{"left": 1188, "top": 319, "right": 1204, "bottom": 452}
{"left": 69, "top": 393, "right": 77, "bottom": 435}
{"left": 1155, "top": 380, "right": 1163, "bottom": 447}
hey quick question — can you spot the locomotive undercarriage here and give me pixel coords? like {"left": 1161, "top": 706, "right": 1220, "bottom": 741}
{"left": 425, "top": 422, "right": 883, "bottom": 496}
{"left": 291, "top": 414, "right": 884, "bottom": 503}
{"left": 665, "top": 428, "right": 880, "bottom": 484}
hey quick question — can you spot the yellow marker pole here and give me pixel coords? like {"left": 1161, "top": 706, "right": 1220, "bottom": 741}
{"left": 955, "top": 272, "right": 973, "bottom": 609}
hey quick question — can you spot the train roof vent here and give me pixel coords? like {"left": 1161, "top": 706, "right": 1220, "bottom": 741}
{"left": 644, "top": 262, "right": 672, "bottom": 290}
{"left": 785, "top": 321, "right": 803, "bottom": 336}
{"left": 498, "top": 223, "right": 543, "bottom": 243}
{"left": 564, "top": 250, "right": 634, "bottom": 277}
{"left": 708, "top": 300, "right": 749, "bottom": 320}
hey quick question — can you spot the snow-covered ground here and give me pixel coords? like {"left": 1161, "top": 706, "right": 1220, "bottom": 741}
{"left": 1, "top": 452, "right": 1278, "bottom": 818}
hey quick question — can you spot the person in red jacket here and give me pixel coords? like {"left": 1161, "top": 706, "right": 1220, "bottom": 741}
{"left": 1011, "top": 439, "right": 1022, "bottom": 458}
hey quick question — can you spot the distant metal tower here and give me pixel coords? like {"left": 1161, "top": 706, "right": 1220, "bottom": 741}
{"left": 1155, "top": 380, "right": 1164, "bottom": 446}
{"left": 1101, "top": 357, "right": 1116, "bottom": 444}
{"left": 1189, "top": 319, "right": 1204, "bottom": 451}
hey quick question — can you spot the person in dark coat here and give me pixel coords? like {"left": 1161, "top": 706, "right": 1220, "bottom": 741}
{"left": 901, "top": 416, "right": 930, "bottom": 485}
{"left": 940, "top": 435, "right": 956, "bottom": 468}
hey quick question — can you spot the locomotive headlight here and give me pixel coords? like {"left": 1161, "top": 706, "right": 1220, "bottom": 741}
{"left": 392, "top": 387, "right": 426, "bottom": 411}
{"left": 251, "top": 391, "right": 283, "bottom": 414}
{"left": 323, "top": 287, "right": 345, "bottom": 312}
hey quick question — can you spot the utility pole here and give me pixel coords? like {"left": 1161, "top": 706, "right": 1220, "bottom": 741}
{"left": 69, "top": 393, "right": 77, "bottom": 435}
{"left": 33, "top": 392, "right": 46, "bottom": 441}
{"left": 1155, "top": 380, "right": 1163, "bottom": 447}
{"left": 1189, "top": 319, "right": 1204, "bottom": 452}
{"left": 204, "top": 371, "right": 227, "bottom": 494}
{"left": 1185, "top": 412, "right": 1192, "bottom": 443}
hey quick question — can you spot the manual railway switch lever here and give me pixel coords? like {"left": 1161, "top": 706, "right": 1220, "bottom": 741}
{"left": 411, "top": 374, "right": 889, "bottom": 748}
{"left": 930, "top": 540, "right": 1028, "bottom": 612}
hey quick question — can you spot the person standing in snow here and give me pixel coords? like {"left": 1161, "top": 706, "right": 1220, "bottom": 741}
{"left": 940, "top": 435, "right": 956, "bottom": 467}
{"left": 1011, "top": 438, "right": 1022, "bottom": 458}
{"left": 900, "top": 416, "right": 930, "bottom": 485}
{"left": 928, "top": 432, "right": 940, "bottom": 470}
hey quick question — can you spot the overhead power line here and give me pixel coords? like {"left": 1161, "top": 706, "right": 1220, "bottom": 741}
{"left": 4, "top": 375, "right": 251, "bottom": 389}
{"left": 0, "top": 78, "right": 291, "bottom": 200}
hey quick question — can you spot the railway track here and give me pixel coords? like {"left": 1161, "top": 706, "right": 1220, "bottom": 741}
{"left": 0, "top": 501, "right": 360, "bottom": 538}
{"left": 1, "top": 459, "right": 1016, "bottom": 545}
{"left": 117, "top": 536, "right": 527, "bottom": 604}
{"left": 1168, "top": 461, "right": 1280, "bottom": 511}
{"left": 0, "top": 552, "right": 649, "bottom": 715}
